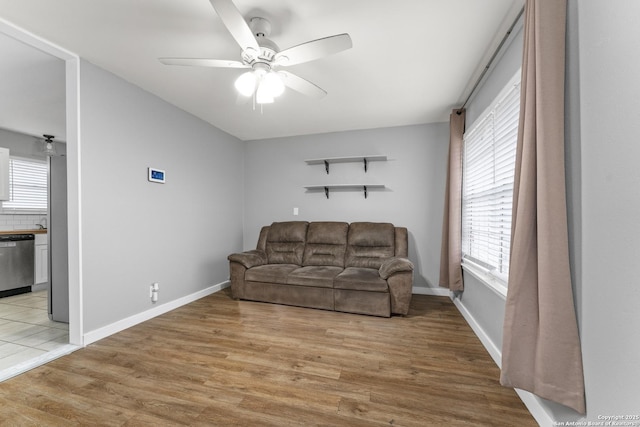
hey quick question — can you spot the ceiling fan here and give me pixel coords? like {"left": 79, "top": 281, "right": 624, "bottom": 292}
{"left": 159, "top": 0, "right": 353, "bottom": 105}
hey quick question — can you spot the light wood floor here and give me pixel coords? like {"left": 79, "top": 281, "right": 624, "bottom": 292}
{"left": 0, "top": 289, "right": 536, "bottom": 426}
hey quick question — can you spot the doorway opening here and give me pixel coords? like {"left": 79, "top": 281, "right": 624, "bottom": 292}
{"left": 0, "top": 18, "right": 81, "bottom": 381}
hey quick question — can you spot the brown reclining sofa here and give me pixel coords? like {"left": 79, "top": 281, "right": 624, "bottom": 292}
{"left": 228, "top": 221, "right": 414, "bottom": 317}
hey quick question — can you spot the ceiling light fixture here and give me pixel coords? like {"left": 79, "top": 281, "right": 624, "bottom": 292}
{"left": 159, "top": 4, "right": 353, "bottom": 109}
{"left": 42, "top": 134, "right": 57, "bottom": 156}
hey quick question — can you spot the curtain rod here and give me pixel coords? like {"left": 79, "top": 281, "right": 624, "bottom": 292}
{"left": 457, "top": 6, "right": 525, "bottom": 114}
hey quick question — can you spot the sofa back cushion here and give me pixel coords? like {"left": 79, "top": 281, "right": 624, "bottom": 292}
{"left": 345, "top": 222, "right": 396, "bottom": 269}
{"left": 265, "top": 221, "right": 309, "bottom": 265}
{"left": 302, "top": 222, "right": 349, "bottom": 267}
{"left": 395, "top": 227, "right": 409, "bottom": 258}
{"left": 256, "top": 226, "right": 270, "bottom": 252}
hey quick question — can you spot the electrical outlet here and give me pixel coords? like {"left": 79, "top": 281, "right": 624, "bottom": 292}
{"left": 293, "top": 207, "right": 299, "bottom": 216}
{"left": 150, "top": 283, "right": 159, "bottom": 303}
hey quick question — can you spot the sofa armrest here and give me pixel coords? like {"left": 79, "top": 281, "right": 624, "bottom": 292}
{"left": 379, "top": 257, "right": 414, "bottom": 280}
{"left": 228, "top": 250, "right": 267, "bottom": 269}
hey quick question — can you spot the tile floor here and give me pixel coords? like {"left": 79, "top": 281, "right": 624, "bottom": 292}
{"left": 0, "top": 290, "right": 69, "bottom": 371}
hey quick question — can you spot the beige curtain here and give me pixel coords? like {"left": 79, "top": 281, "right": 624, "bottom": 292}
{"left": 500, "top": 0, "right": 585, "bottom": 414}
{"left": 439, "top": 109, "right": 465, "bottom": 292}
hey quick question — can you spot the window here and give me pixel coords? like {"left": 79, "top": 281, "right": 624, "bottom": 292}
{"left": 462, "top": 73, "right": 520, "bottom": 284}
{"left": 1, "top": 157, "right": 48, "bottom": 212}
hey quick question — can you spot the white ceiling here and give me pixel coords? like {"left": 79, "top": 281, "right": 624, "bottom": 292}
{"left": 0, "top": 0, "right": 523, "bottom": 141}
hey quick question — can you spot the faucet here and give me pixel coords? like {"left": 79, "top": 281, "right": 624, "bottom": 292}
{"left": 37, "top": 217, "right": 47, "bottom": 230}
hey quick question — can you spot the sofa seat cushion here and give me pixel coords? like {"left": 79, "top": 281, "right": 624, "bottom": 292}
{"left": 334, "top": 267, "right": 388, "bottom": 292}
{"left": 287, "top": 266, "right": 344, "bottom": 288}
{"left": 245, "top": 264, "right": 299, "bottom": 284}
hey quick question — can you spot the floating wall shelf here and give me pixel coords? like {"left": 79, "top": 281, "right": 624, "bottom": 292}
{"left": 304, "top": 155, "right": 387, "bottom": 174}
{"left": 304, "top": 184, "right": 385, "bottom": 199}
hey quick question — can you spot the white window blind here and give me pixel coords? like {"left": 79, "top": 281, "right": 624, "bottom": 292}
{"left": 2, "top": 157, "right": 48, "bottom": 212}
{"left": 462, "top": 76, "right": 520, "bottom": 281}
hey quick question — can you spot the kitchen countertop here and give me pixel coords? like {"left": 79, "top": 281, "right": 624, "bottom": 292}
{"left": 0, "top": 229, "right": 48, "bottom": 235}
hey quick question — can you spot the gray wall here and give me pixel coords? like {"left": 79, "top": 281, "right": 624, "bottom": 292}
{"left": 78, "top": 60, "right": 244, "bottom": 332}
{"left": 458, "top": 2, "right": 640, "bottom": 423}
{"left": 465, "top": 21, "right": 524, "bottom": 128}
{"left": 243, "top": 123, "right": 449, "bottom": 290}
{"left": 574, "top": 0, "right": 640, "bottom": 420}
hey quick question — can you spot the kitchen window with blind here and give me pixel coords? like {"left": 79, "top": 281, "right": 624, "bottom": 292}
{"left": 462, "top": 72, "right": 520, "bottom": 289}
{"left": 1, "top": 157, "right": 48, "bottom": 212}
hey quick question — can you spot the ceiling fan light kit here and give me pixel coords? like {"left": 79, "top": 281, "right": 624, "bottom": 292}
{"left": 260, "top": 71, "right": 284, "bottom": 96}
{"left": 234, "top": 62, "right": 285, "bottom": 104}
{"left": 234, "top": 71, "right": 257, "bottom": 97}
{"left": 159, "top": 0, "right": 352, "bottom": 107}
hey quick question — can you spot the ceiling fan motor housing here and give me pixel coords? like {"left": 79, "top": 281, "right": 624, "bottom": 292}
{"left": 249, "top": 17, "right": 271, "bottom": 38}
{"left": 242, "top": 17, "right": 279, "bottom": 66}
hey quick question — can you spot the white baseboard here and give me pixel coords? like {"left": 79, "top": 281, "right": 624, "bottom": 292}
{"left": 412, "top": 286, "right": 451, "bottom": 296}
{"left": 514, "top": 389, "right": 555, "bottom": 427}
{"left": 452, "top": 297, "right": 502, "bottom": 366}
{"left": 452, "top": 297, "right": 553, "bottom": 427}
{"left": 83, "top": 281, "right": 230, "bottom": 346}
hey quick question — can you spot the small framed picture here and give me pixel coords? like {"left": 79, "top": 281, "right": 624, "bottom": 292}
{"left": 148, "top": 167, "right": 166, "bottom": 183}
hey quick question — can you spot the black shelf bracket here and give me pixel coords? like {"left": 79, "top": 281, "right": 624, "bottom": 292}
{"left": 324, "top": 186, "right": 330, "bottom": 199}
{"left": 363, "top": 185, "right": 368, "bottom": 199}
{"left": 324, "top": 160, "right": 329, "bottom": 174}
{"left": 364, "top": 158, "right": 368, "bottom": 172}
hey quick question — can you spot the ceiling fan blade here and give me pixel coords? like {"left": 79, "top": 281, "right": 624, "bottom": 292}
{"left": 275, "top": 34, "right": 352, "bottom": 66}
{"left": 279, "top": 71, "right": 327, "bottom": 99}
{"left": 209, "top": 0, "right": 260, "bottom": 54}
{"left": 158, "top": 58, "right": 249, "bottom": 68}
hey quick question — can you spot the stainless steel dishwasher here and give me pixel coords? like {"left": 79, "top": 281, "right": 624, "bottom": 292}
{"left": 0, "top": 233, "right": 35, "bottom": 298}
